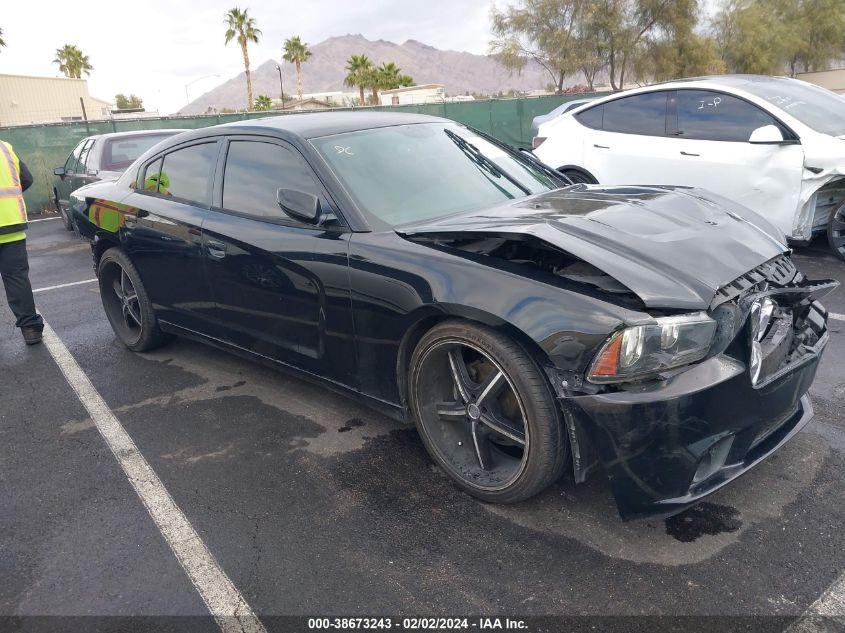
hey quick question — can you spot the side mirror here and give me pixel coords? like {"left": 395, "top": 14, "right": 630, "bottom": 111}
{"left": 277, "top": 188, "right": 321, "bottom": 224}
{"left": 749, "top": 125, "right": 785, "bottom": 144}
{"left": 87, "top": 169, "right": 99, "bottom": 177}
{"left": 53, "top": 167, "right": 65, "bottom": 177}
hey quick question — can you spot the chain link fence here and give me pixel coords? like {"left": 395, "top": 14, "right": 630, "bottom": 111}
{"left": 0, "top": 94, "right": 594, "bottom": 214}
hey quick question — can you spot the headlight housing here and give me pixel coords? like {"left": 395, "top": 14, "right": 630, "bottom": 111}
{"left": 588, "top": 312, "right": 717, "bottom": 383}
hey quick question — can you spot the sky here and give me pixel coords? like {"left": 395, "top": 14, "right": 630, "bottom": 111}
{"left": 0, "top": 0, "right": 499, "bottom": 115}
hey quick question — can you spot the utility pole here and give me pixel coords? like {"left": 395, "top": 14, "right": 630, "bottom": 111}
{"left": 275, "top": 64, "right": 285, "bottom": 111}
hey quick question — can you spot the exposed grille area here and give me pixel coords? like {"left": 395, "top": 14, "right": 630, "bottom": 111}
{"left": 710, "top": 254, "right": 797, "bottom": 310}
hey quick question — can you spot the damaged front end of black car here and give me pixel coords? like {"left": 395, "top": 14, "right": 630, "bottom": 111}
{"left": 402, "top": 184, "right": 837, "bottom": 520}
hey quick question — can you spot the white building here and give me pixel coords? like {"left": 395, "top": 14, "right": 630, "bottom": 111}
{"left": 0, "top": 74, "right": 111, "bottom": 126}
{"left": 379, "top": 84, "right": 446, "bottom": 106}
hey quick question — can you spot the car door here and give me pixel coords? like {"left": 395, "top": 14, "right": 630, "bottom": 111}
{"left": 55, "top": 138, "right": 90, "bottom": 208}
{"left": 119, "top": 140, "right": 221, "bottom": 335}
{"left": 578, "top": 91, "right": 681, "bottom": 184}
{"left": 664, "top": 89, "right": 804, "bottom": 223}
{"left": 201, "top": 136, "right": 357, "bottom": 386}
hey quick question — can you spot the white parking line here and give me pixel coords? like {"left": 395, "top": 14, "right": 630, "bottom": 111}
{"left": 830, "top": 312, "right": 845, "bottom": 322}
{"left": 787, "top": 572, "right": 845, "bottom": 632}
{"left": 33, "top": 279, "right": 97, "bottom": 294}
{"left": 41, "top": 322, "right": 266, "bottom": 633}
{"left": 28, "top": 216, "right": 61, "bottom": 222}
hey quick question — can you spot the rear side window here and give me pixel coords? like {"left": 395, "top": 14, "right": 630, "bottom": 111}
{"left": 575, "top": 105, "right": 603, "bottom": 130}
{"left": 140, "top": 158, "right": 163, "bottom": 192}
{"left": 155, "top": 143, "right": 218, "bottom": 205}
{"left": 676, "top": 90, "right": 779, "bottom": 142}
{"left": 102, "top": 134, "right": 174, "bottom": 172}
{"left": 222, "top": 140, "right": 322, "bottom": 221}
{"left": 603, "top": 92, "right": 668, "bottom": 136}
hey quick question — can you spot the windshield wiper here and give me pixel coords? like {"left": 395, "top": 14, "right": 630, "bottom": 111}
{"left": 444, "top": 129, "right": 532, "bottom": 196}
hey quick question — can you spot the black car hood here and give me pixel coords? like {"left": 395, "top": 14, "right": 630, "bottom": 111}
{"left": 398, "top": 185, "right": 788, "bottom": 310}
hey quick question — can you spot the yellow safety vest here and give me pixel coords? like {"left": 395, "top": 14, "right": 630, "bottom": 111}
{"left": 0, "top": 141, "right": 27, "bottom": 244}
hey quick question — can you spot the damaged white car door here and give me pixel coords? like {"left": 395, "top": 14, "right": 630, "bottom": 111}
{"left": 665, "top": 89, "right": 805, "bottom": 232}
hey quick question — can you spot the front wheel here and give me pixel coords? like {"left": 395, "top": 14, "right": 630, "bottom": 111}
{"left": 408, "top": 321, "right": 567, "bottom": 503}
{"left": 55, "top": 190, "right": 73, "bottom": 231}
{"left": 828, "top": 201, "right": 845, "bottom": 262}
{"left": 560, "top": 169, "right": 597, "bottom": 185}
{"left": 98, "top": 248, "right": 169, "bottom": 352}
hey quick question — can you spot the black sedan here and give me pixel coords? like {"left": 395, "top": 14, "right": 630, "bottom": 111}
{"left": 69, "top": 112, "right": 836, "bottom": 520}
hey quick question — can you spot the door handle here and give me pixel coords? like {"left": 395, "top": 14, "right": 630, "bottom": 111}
{"left": 206, "top": 240, "right": 227, "bottom": 259}
{"left": 594, "top": 144, "right": 610, "bottom": 149}
{"left": 680, "top": 151, "right": 700, "bottom": 157}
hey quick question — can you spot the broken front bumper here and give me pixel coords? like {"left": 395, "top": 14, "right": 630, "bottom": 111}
{"left": 567, "top": 322, "right": 827, "bottom": 521}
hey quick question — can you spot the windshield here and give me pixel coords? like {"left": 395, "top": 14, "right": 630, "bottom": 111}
{"left": 102, "top": 133, "right": 177, "bottom": 172}
{"left": 311, "top": 123, "right": 564, "bottom": 230}
{"left": 741, "top": 78, "right": 845, "bottom": 137}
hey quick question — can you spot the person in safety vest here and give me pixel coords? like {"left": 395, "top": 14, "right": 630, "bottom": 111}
{"left": 0, "top": 140, "right": 43, "bottom": 345}
{"left": 144, "top": 171, "right": 170, "bottom": 195}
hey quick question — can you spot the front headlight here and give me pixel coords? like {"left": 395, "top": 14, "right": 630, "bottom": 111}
{"left": 588, "top": 312, "right": 717, "bottom": 383}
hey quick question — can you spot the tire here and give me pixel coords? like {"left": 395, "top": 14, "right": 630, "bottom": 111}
{"left": 408, "top": 320, "right": 567, "bottom": 503}
{"left": 55, "top": 190, "right": 73, "bottom": 231}
{"left": 560, "top": 169, "right": 597, "bottom": 185}
{"left": 97, "top": 248, "right": 169, "bottom": 352}
{"left": 828, "top": 201, "right": 845, "bottom": 262}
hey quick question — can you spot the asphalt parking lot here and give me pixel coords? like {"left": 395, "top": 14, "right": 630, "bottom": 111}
{"left": 2, "top": 216, "right": 845, "bottom": 631}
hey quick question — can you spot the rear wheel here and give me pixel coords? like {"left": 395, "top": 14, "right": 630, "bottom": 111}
{"left": 828, "top": 201, "right": 845, "bottom": 262}
{"left": 408, "top": 321, "right": 567, "bottom": 503}
{"left": 560, "top": 169, "right": 597, "bottom": 185}
{"left": 98, "top": 248, "right": 169, "bottom": 352}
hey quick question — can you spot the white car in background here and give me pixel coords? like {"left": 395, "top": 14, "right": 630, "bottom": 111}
{"left": 533, "top": 75, "right": 845, "bottom": 260}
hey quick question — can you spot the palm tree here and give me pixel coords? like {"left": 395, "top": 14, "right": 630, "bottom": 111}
{"left": 253, "top": 94, "right": 273, "bottom": 111}
{"left": 344, "top": 54, "right": 372, "bottom": 106}
{"left": 379, "top": 62, "right": 414, "bottom": 90}
{"left": 367, "top": 62, "right": 414, "bottom": 104}
{"left": 53, "top": 45, "right": 93, "bottom": 79}
{"left": 0, "top": 28, "right": 6, "bottom": 52}
{"left": 224, "top": 7, "right": 262, "bottom": 111}
{"left": 365, "top": 67, "right": 382, "bottom": 105}
{"left": 283, "top": 36, "right": 312, "bottom": 100}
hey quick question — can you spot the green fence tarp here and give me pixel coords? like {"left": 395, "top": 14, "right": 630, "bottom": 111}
{"left": 1, "top": 94, "right": 597, "bottom": 213}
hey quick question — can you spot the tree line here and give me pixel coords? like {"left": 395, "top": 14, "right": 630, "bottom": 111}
{"left": 490, "top": 0, "right": 845, "bottom": 92}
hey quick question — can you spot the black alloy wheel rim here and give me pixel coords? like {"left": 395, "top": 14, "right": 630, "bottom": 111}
{"left": 832, "top": 206, "right": 845, "bottom": 258}
{"left": 102, "top": 263, "right": 143, "bottom": 343}
{"left": 414, "top": 340, "right": 529, "bottom": 491}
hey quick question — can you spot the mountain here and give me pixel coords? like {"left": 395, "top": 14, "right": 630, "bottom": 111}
{"left": 180, "top": 34, "right": 553, "bottom": 114}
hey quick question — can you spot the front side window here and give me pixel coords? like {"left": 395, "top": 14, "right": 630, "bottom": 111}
{"left": 156, "top": 143, "right": 218, "bottom": 204}
{"left": 77, "top": 139, "right": 95, "bottom": 172}
{"left": 311, "top": 123, "right": 564, "bottom": 230}
{"left": 602, "top": 92, "right": 668, "bottom": 136}
{"left": 222, "top": 140, "right": 322, "bottom": 221}
{"left": 676, "top": 90, "right": 778, "bottom": 142}
{"left": 64, "top": 139, "right": 88, "bottom": 174}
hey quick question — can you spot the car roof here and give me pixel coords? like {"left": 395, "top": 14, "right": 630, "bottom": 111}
{"left": 649, "top": 74, "right": 797, "bottom": 90}
{"left": 85, "top": 129, "right": 187, "bottom": 141}
{"left": 202, "top": 111, "right": 447, "bottom": 140}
